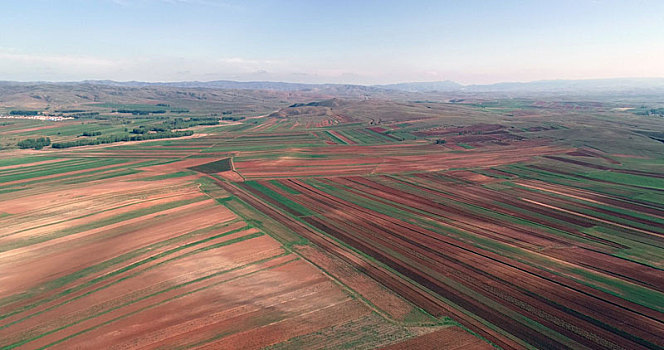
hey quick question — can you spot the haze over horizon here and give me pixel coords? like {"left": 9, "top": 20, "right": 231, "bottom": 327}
{"left": 2, "top": 0, "right": 663, "bottom": 85}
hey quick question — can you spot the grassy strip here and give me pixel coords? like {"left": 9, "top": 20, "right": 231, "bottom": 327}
{"left": 0, "top": 163, "right": 141, "bottom": 189}
{"left": 0, "top": 158, "right": 85, "bottom": 176}
{"left": 504, "top": 181, "right": 664, "bottom": 227}
{"left": 243, "top": 181, "right": 316, "bottom": 216}
{"left": 0, "top": 156, "right": 60, "bottom": 168}
{"left": 582, "top": 170, "right": 664, "bottom": 190}
{"left": 325, "top": 131, "right": 347, "bottom": 145}
{"left": 269, "top": 179, "right": 302, "bottom": 194}
{"left": 0, "top": 158, "right": 127, "bottom": 183}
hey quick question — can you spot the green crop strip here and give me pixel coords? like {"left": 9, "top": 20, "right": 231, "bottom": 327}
{"left": 269, "top": 180, "right": 301, "bottom": 194}
{"left": 244, "top": 181, "right": 316, "bottom": 216}
{"left": 0, "top": 158, "right": 128, "bottom": 183}
{"left": 503, "top": 182, "right": 664, "bottom": 225}
{"left": 0, "top": 156, "right": 60, "bottom": 168}
{"left": 336, "top": 130, "right": 361, "bottom": 144}
{"left": 325, "top": 130, "right": 347, "bottom": 144}
{"left": 567, "top": 267, "right": 664, "bottom": 313}
{"left": 582, "top": 170, "right": 664, "bottom": 190}
{"left": 0, "top": 158, "right": 84, "bottom": 177}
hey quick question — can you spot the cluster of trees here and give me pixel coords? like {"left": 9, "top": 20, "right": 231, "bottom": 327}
{"left": 111, "top": 106, "right": 188, "bottom": 115}
{"left": 434, "top": 139, "right": 447, "bottom": 144}
{"left": 130, "top": 117, "right": 218, "bottom": 134}
{"left": 80, "top": 131, "right": 102, "bottom": 136}
{"left": 10, "top": 110, "right": 40, "bottom": 116}
{"left": 70, "top": 112, "right": 100, "bottom": 118}
{"left": 221, "top": 116, "right": 245, "bottom": 121}
{"left": 114, "top": 109, "right": 167, "bottom": 115}
{"left": 131, "top": 126, "right": 169, "bottom": 134}
{"left": 52, "top": 130, "right": 193, "bottom": 149}
{"left": 18, "top": 137, "right": 51, "bottom": 150}
{"left": 163, "top": 117, "right": 218, "bottom": 129}
{"left": 55, "top": 109, "right": 86, "bottom": 113}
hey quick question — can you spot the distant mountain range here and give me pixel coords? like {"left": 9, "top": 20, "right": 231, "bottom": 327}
{"left": 2, "top": 77, "right": 664, "bottom": 94}
{"left": 376, "top": 78, "right": 664, "bottom": 93}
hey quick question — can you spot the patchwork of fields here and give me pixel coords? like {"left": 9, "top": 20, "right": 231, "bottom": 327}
{"left": 231, "top": 162, "right": 664, "bottom": 349}
{"left": 1, "top": 95, "right": 663, "bottom": 349}
{"left": 0, "top": 156, "right": 483, "bottom": 349}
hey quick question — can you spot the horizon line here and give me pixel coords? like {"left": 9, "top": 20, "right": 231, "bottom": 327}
{"left": 2, "top": 76, "right": 664, "bottom": 87}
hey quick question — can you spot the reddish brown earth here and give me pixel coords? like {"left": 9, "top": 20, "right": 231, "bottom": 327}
{"left": 228, "top": 172, "right": 664, "bottom": 350}
{"left": 5, "top": 119, "right": 659, "bottom": 349}
{"left": 233, "top": 141, "right": 567, "bottom": 178}
{"left": 294, "top": 244, "right": 423, "bottom": 322}
{"left": 2, "top": 161, "right": 461, "bottom": 349}
{"left": 381, "top": 327, "right": 493, "bottom": 350}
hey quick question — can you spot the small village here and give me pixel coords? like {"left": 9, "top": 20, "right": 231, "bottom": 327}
{"left": 0, "top": 114, "right": 73, "bottom": 121}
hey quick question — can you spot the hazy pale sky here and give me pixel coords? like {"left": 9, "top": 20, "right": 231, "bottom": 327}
{"left": 1, "top": 0, "right": 663, "bottom": 84}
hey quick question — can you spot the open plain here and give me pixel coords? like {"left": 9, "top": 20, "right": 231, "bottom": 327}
{"left": 0, "top": 82, "right": 663, "bottom": 349}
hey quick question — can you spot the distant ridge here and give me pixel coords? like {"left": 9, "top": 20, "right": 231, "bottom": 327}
{"left": 374, "top": 80, "right": 463, "bottom": 92}
{"left": 376, "top": 78, "right": 664, "bottom": 93}
{"left": 2, "top": 77, "right": 663, "bottom": 94}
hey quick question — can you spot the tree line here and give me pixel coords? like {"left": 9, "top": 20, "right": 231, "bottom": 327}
{"left": 10, "top": 110, "right": 40, "bottom": 116}
{"left": 51, "top": 130, "right": 193, "bottom": 149}
{"left": 18, "top": 137, "right": 51, "bottom": 150}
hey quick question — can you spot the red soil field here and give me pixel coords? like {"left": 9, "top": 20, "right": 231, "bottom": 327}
{"left": 233, "top": 141, "right": 567, "bottom": 178}
{"left": 294, "top": 244, "right": 421, "bottom": 322}
{"left": 2, "top": 160, "right": 469, "bottom": 349}
{"left": 381, "top": 327, "right": 492, "bottom": 350}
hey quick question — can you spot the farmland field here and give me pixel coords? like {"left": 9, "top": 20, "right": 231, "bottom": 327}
{"left": 1, "top": 83, "right": 663, "bottom": 349}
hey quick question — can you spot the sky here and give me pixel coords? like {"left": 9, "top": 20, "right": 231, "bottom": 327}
{"left": 1, "top": 0, "right": 663, "bottom": 84}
